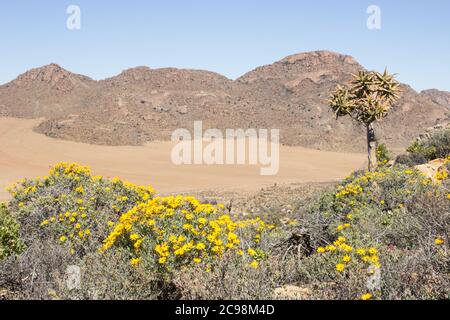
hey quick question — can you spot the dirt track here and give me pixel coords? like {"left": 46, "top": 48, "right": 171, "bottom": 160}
{"left": 0, "top": 117, "right": 366, "bottom": 201}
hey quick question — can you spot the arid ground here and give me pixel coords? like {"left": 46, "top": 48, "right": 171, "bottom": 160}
{"left": 0, "top": 117, "right": 366, "bottom": 201}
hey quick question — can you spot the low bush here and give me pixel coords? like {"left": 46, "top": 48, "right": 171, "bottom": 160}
{"left": 1, "top": 162, "right": 449, "bottom": 300}
{"left": 1, "top": 162, "right": 275, "bottom": 299}
{"left": 100, "top": 196, "right": 272, "bottom": 274}
{"left": 290, "top": 166, "right": 450, "bottom": 299}
{"left": 394, "top": 153, "right": 427, "bottom": 166}
{"left": 407, "top": 128, "right": 450, "bottom": 161}
{"left": 7, "top": 162, "right": 154, "bottom": 256}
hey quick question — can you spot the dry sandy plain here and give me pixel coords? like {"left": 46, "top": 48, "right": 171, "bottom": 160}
{"left": 0, "top": 117, "right": 366, "bottom": 201}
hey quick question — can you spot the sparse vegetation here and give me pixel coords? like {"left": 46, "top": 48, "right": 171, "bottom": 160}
{"left": 407, "top": 127, "right": 450, "bottom": 161}
{"left": 0, "top": 203, "right": 24, "bottom": 260}
{"left": 1, "top": 159, "right": 448, "bottom": 300}
{"left": 376, "top": 143, "right": 391, "bottom": 166}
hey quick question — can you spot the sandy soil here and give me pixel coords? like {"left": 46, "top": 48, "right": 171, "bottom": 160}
{"left": 0, "top": 117, "right": 366, "bottom": 201}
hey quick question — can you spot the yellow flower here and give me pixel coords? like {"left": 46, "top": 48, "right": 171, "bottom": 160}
{"left": 336, "top": 263, "right": 345, "bottom": 272}
{"left": 185, "top": 213, "right": 194, "bottom": 220}
{"left": 59, "top": 235, "right": 67, "bottom": 243}
{"left": 84, "top": 229, "right": 91, "bottom": 236}
{"left": 75, "top": 223, "right": 81, "bottom": 229}
{"left": 247, "top": 248, "right": 256, "bottom": 256}
{"left": 342, "top": 255, "right": 351, "bottom": 262}
{"left": 317, "top": 247, "right": 326, "bottom": 253}
{"left": 174, "top": 248, "right": 186, "bottom": 256}
{"left": 368, "top": 248, "right": 378, "bottom": 255}
{"left": 198, "top": 217, "right": 207, "bottom": 224}
{"left": 130, "top": 257, "right": 141, "bottom": 266}
{"left": 40, "top": 219, "right": 49, "bottom": 226}
{"left": 196, "top": 243, "right": 206, "bottom": 250}
{"left": 130, "top": 233, "right": 140, "bottom": 241}
{"left": 182, "top": 224, "right": 192, "bottom": 230}
{"left": 158, "top": 257, "right": 167, "bottom": 264}
{"left": 361, "top": 293, "right": 372, "bottom": 300}
{"left": 434, "top": 238, "right": 444, "bottom": 245}
{"left": 193, "top": 258, "right": 202, "bottom": 264}
{"left": 356, "top": 248, "right": 366, "bottom": 255}
{"left": 134, "top": 239, "right": 143, "bottom": 250}
{"left": 249, "top": 260, "right": 259, "bottom": 269}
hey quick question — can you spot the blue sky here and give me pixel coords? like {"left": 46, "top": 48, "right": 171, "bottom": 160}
{"left": 1, "top": 0, "right": 449, "bottom": 91}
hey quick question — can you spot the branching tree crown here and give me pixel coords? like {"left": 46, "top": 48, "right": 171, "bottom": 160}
{"left": 329, "top": 70, "right": 400, "bottom": 171}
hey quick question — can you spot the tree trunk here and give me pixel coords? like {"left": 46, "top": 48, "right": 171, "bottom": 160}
{"left": 366, "top": 123, "right": 378, "bottom": 171}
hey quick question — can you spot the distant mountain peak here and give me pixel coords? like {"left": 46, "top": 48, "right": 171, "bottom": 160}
{"left": 111, "top": 66, "right": 153, "bottom": 82}
{"left": 8, "top": 63, "right": 92, "bottom": 92}
{"left": 280, "top": 50, "right": 359, "bottom": 65}
{"left": 421, "top": 89, "right": 450, "bottom": 108}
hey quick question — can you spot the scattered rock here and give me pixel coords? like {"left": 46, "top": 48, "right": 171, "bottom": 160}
{"left": 415, "top": 159, "right": 446, "bottom": 181}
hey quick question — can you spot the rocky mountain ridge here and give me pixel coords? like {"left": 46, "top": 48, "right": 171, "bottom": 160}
{"left": 1, "top": 50, "right": 449, "bottom": 151}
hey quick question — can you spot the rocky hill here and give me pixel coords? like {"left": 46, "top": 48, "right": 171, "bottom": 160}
{"left": 1, "top": 51, "right": 449, "bottom": 151}
{"left": 420, "top": 89, "right": 450, "bottom": 108}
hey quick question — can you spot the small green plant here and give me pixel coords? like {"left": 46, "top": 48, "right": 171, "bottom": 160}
{"left": 376, "top": 143, "right": 391, "bottom": 166}
{"left": 0, "top": 203, "right": 25, "bottom": 259}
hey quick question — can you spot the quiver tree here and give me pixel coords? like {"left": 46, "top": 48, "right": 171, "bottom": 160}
{"left": 329, "top": 70, "right": 400, "bottom": 171}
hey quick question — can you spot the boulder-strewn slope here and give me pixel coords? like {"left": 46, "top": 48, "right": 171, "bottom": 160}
{"left": 1, "top": 51, "right": 449, "bottom": 151}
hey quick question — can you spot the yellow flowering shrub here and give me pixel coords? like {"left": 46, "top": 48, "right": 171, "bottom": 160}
{"left": 6, "top": 162, "right": 272, "bottom": 275}
{"left": 8, "top": 162, "right": 155, "bottom": 254}
{"left": 296, "top": 165, "right": 449, "bottom": 300}
{"left": 101, "top": 195, "right": 272, "bottom": 271}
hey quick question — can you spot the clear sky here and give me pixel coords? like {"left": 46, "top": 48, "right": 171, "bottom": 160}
{"left": 1, "top": 0, "right": 449, "bottom": 91}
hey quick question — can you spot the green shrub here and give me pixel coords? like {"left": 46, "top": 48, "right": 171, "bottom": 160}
{"left": 0, "top": 203, "right": 25, "bottom": 260}
{"left": 407, "top": 128, "right": 450, "bottom": 161}
{"left": 7, "top": 162, "right": 154, "bottom": 256}
{"left": 1, "top": 162, "right": 274, "bottom": 300}
{"left": 290, "top": 166, "right": 450, "bottom": 299}
{"left": 376, "top": 143, "right": 391, "bottom": 166}
{"left": 395, "top": 153, "right": 427, "bottom": 166}
{"left": 2, "top": 162, "right": 449, "bottom": 300}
